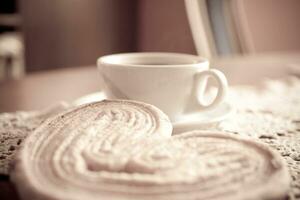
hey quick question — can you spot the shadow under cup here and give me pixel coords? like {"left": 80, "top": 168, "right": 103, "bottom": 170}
{"left": 97, "top": 52, "right": 227, "bottom": 122}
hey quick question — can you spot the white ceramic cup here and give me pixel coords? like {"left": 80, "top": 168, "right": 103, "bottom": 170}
{"left": 97, "top": 52, "right": 228, "bottom": 121}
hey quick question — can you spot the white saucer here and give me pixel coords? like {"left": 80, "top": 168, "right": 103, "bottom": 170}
{"left": 73, "top": 92, "right": 107, "bottom": 106}
{"left": 74, "top": 92, "right": 234, "bottom": 135}
{"left": 172, "top": 102, "right": 234, "bottom": 135}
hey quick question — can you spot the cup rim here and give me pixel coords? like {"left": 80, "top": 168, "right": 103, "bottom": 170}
{"left": 97, "top": 52, "right": 209, "bottom": 68}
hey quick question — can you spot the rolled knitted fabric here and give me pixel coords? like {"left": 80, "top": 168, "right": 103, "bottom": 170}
{"left": 12, "top": 100, "right": 290, "bottom": 200}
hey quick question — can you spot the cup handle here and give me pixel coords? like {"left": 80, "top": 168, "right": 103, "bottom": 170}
{"left": 194, "top": 69, "right": 228, "bottom": 110}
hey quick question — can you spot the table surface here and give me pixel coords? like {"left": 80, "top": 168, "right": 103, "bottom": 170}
{"left": 0, "top": 66, "right": 101, "bottom": 113}
{"left": 0, "top": 66, "right": 101, "bottom": 200}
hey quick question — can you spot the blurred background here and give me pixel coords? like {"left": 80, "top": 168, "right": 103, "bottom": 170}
{"left": 0, "top": 0, "right": 300, "bottom": 81}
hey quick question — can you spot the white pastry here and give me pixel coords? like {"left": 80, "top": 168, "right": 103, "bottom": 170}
{"left": 11, "top": 100, "right": 290, "bottom": 200}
